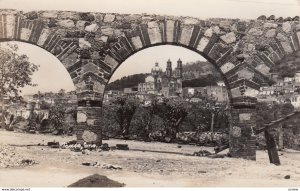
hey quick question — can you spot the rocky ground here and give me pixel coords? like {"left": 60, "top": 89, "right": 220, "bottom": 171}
{"left": 0, "top": 129, "right": 300, "bottom": 187}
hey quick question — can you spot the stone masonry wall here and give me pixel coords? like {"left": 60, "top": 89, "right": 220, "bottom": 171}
{"left": 0, "top": 9, "right": 299, "bottom": 159}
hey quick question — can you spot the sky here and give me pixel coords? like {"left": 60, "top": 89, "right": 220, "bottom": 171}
{"left": 0, "top": 0, "right": 299, "bottom": 94}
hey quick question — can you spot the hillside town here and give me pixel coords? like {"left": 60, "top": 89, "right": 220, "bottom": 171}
{"left": 104, "top": 59, "right": 228, "bottom": 105}
{"left": 258, "top": 71, "right": 300, "bottom": 109}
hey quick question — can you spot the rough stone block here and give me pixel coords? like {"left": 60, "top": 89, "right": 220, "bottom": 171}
{"left": 147, "top": 21, "right": 159, "bottom": 28}
{"left": 179, "top": 26, "right": 193, "bottom": 46}
{"left": 99, "top": 35, "right": 108, "bottom": 42}
{"left": 238, "top": 68, "right": 254, "bottom": 80}
{"left": 20, "top": 28, "right": 31, "bottom": 41}
{"left": 232, "top": 126, "right": 241, "bottom": 137}
{"left": 166, "top": 20, "right": 175, "bottom": 42}
{"left": 239, "top": 113, "right": 252, "bottom": 121}
{"left": 75, "top": 81, "right": 86, "bottom": 91}
{"left": 280, "top": 41, "right": 293, "bottom": 54}
{"left": 58, "top": 12, "right": 80, "bottom": 20}
{"left": 220, "top": 62, "right": 235, "bottom": 73}
{"left": 204, "top": 28, "right": 213, "bottom": 37}
{"left": 82, "top": 130, "right": 98, "bottom": 143}
{"left": 77, "top": 112, "right": 87, "bottom": 123}
{"left": 219, "top": 20, "right": 232, "bottom": 31}
{"left": 131, "top": 36, "right": 143, "bottom": 49}
{"left": 212, "top": 26, "right": 221, "bottom": 34}
{"left": 263, "top": 22, "right": 278, "bottom": 28}
{"left": 282, "top": 22, "right": 291, "bottom": 33}
{"left": 37, "top": 29, "right": 51, "bottom": 46}
{"left": 183, "top": 17, "right": 198, "bottom": 25}
{"left": 231, "top": 87, "right": 241, "bottom": 97}
{"left": 82, "top": 63, "right": 99, "bottom": 73}
{"left": 103, "top": 14, "right": 115, "bottom": 22}
{"left": 85, "top": 23, "right": 99, "bottom": 32}
{"left": 101, "top": 26, "right": 114, "bottom": 36}
{"left": 57, "top": 19, "right": 75, "bottom": 28}
{"left": 104, "top": 55, "right": 119, "bottom": 71}
{"left": 265, "top": 29, "right": 276, "bottom": 38}
{"left": 147, "top": 24, "right": 161, "bottom": 45}
{"left": 244, "top": 88, "right": 259, "bottom": 97}
{"left": 255, "top": 64, "right": 270, "bottom": 75}
{"left": 93, "top": 82, "right": 105, "bottom": 93}
{"left": 196, "top": 37, "right": 209, "bottom": 52}
{"left": 40, "top": 11, "right": 58, "bottom": 18}
{"left": 123, "top": 15, "right": 141, "bottom": 22}
{"left": 247, "top": 43, "right": 256, "bottom": 52}
{"left": 276, "top": 33, "right": 288, "bottom": 41}
{"left": 220, "top": 32, "right": 236, "bottom": 44}
{"left": 6, "top": 15, "right": 15, "bottom": 39}
{"left": 114, "top": 29, "right": 123, "bottom": 37}
{"left": 76, "top": 20, "right": 88, "bottom": 30}
{"left": 79, "top": 38, "right": 91, "bottom": 48}
{"left": 87, "top": 119, "right": 95, "bottom": 126}
{"left": 248, "top": 28, "right": 263, "bottom": 36}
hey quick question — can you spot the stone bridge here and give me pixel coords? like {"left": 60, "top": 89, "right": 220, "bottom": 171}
{"left": 0, "top": 9, "right": 299, "bottom": 160}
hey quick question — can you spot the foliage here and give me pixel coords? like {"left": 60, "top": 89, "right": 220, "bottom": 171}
{"left": 182, "top": 74, "right": 219, "bottom": 87}
{"left": 271, "top": 50, "right": 300, "bottom": 78}
{"left": 256, "top": 102, "right": 294, "bottom": 128}
{"left": 156, "top": 98, "right": 188, "bottom": 141}
{"left": 48, "top": 103, "right": 66, "bottom": 132}
{"left": 111, "top": 96, "right": 139, "bottom": 138}
{"left": 130, "top": 97, "right": 161, "bottom": 139}
{"left": 0, "top": 43, "right": 39, "bottom": 127}
{"left": 184, "top": 98, "right": 229, "bottom": 133}
{"left": 39, "top": 100, "right": 51, "bottom": 110}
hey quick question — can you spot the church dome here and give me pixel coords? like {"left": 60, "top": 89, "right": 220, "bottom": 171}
{"left": 151, "top": 62, "right": 162, "bottom": 72}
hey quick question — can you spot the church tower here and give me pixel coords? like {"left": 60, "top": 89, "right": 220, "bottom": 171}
{"left": 175, "top": 58, "right": 183, "bottom": 96}
{"left": 151, "top": 62, "right": 162, "bottom": 77}
{"left": 166, "top": 59, "right": 172, "bottom": 78}
{"left": 175, "top": 58, "right": 183, "bottom": 78}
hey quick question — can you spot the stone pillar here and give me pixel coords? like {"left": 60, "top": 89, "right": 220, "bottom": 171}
{"left": 76, "top": 96, "right": 102, "bottom": 145}
{"left": 229, "top": 96, "right": 257, "bottom": 160}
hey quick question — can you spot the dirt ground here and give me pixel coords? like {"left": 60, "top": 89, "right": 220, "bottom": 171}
{"left": 0, "top": 129, "right": 300, "bottom": 187}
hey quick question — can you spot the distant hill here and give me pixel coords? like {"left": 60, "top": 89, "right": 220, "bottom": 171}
{"left": 182, "top": 60, "right": 221, "bottom": 81}
{"left": 106, "top": 61, "right": 222, "bottom": 91}
{"left": 106, "top": 73, "right": 149, "bottom": 91}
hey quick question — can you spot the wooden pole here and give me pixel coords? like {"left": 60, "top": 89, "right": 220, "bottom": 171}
{"left": 264, "top": 129, "right": 280, "bottom": 165}
{"left": 278, "top": 124, "right": 283, "bottom": 150}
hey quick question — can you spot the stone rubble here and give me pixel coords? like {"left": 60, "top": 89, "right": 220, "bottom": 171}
{"left": 0, "top": 145, "right": 39, "bottom": 168}
{"left": 60, "top": 141, "right": 110, "bottom": 153}
{"left": 81, "top": 161, "right": 122, "bottom": 170}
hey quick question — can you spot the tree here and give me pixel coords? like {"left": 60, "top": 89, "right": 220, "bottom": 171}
{"left": 48, "top": 103, "right": 66, "bottom": 134}
{"left": 158, "top": 98, "right": 188, "bottom": 141}
{"left": 256, "top": 102, "right": 294, "bottom": 128}
{"left": 112, "top": 96, "right": 138, "bottom": 139}
{"left": 185, "top": 98, "right": 229, "bottom": 133}
{"left": 0, "top": 43, "right": 39, "bottom": 128}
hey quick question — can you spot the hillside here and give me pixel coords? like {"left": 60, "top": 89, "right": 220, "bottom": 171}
{"left": 271, "top": 50, "right": 300, "bottom": 79}
{"left": 106, "top": 61, "right": 222, "bottom": 91}
{"left": 106, "top": 73, "right": 148, "bottom": 91}
{"left": 182, "top": 60, "right": 221, "bottom": 81}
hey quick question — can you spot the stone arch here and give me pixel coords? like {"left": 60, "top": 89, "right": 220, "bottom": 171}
{"left": 0, "top": 9, "right": 299, "bottom": 160}
{"left": 104, "top": 42, "right": 234, "bottom": 100}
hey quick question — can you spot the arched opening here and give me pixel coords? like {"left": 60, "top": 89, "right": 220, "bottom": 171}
{"left": 101, "top": 45, "right": 230, "bottom": 150}
{"left": 0, "top": 41, "right": 77, "bottom": 135}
